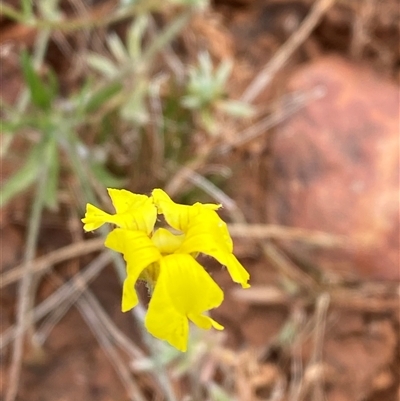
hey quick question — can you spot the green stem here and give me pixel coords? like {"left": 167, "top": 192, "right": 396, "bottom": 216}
{"left": 83, "top": 6, "right": 194, "bottom": 117}
{"left": 5, "top": 164, "right": 49, "bottom": 401}
{"left": 1, "top": 1, "right": 161, "bottom": 32}
{"left": 0, "top": 3, "right": 27, "bottom": 23}
{"left": 67, "top": 138, "right": 179, "bottom": 401}
{"left": 141, "top": 8, "right": 194, "bottom": 67}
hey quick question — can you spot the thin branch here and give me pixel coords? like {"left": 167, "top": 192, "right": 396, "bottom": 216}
{"left": 218, "top": 87, "right": 325, "bottom": 155}
{"left": 1, "top": 252, "right": 111, "bottom": 351}
{"left": 0, "top": 237, "right": 104, "bottom": 288}
{"left": 241, "top": 0, "right": 336, "bottom": 103}
{"left": 228, "top": 224, "right": 352, "bottom": 248}
{"left": 261, "top": 242, "right": 319, "bottom": 293}
{"left": 77, "top": 292, "right": 147, "bottom": 401}
{"left": 309, "top": 293, "right": 330, "bottom": 401}
{"left": 164, "top": 87, "right": 324, "bottom": 198}
{"left": 6, "top": 167, "right": 48, "bottom": 401}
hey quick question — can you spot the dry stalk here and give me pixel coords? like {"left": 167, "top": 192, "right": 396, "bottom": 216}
{"left": 228, "top": 224, "right": 351, "bottom": 248}
{"left": 3, "top": 251, "right": 150, "bottom": 400}
{"left": 218, "top": 86, "right": 325, "bottom": 155}
{"left": 35, "top": 269, "right": 145, "bottom": 360}
{"left": 288, "top": 305, "right": 307, "bottom": 401}
{"left": 232, "top": 284, "right": 400, "bottom": 313}
{"left": 295, "top": 293, "right": 330, "bottom": 401}
{"left": 261, "top": 242, "right": 319, "bottom": 293}
{"left": 0, "top": 237, "right": 104, "bottom": 288}
{"left": 1, "top": 252, "right": 111, "bottom": 350}
{"left": 6, "top": 167, "right": 49, "bottom": 401}
{"left": 308, "top": 293, "right": 330, "bottom": 401}
{"left": 165, "top": 87, "right": 324, "bottom": 198}
{"left": 241, "top": 0, "right": 336, "bottom": 103}
{"left": 76, "top": 292, "right": 147, "bottom": 401}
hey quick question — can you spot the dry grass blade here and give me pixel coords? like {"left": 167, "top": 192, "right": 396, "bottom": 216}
{"left": 232, "top": 285, "right": 290, "bottom": 306}
{"left": 1, "top": 252, "right": 111, "bottom": 350}
{"left": 169, "top": 162, "right": 246, "bottom": 223}
{"left": 241, "top": 0, "right": 336, "bottom": 103}
{"left": 6, "top": 170, "right": 49, "bottom": 401}
{"left": 28, "top": 266, "right": 148, "bottom": 400}
{"left": 262, "top": 242, "right": 319, "bottom": 292}
{"left": 0, "top": 237, "right": 104, "bottom": 288}
{"left": 328, "top": 286, "right": 400, "bottom": 313}
{"left": 232, "top": 284, "right": 400, "bottom": 313}
{"left": 76, "top": 292, "right": 147, "bottom": 401}
{"left": 296, "top": 293, "right": 330, "bottom": 401}
{"left": 81, "top": 288, "right": 145, "bottom": 360}
{"left": 288, "top": 305, "right": 307, "bottom": 401}
{"left": 5, "top": 253, "right": 179, "bottom": 401}
{"left": 218, "top": 86, "right": 325, "bottom": 155}
{"left": 228, "top": 224, "right": 351, "bottom": 248}
{"left": 165, "top": 88, "right": 323, "bottom": 198}
{"left": 33, "top": 275, "right": 144, "bottom": 360}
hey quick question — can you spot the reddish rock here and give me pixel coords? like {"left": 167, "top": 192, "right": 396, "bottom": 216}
{"left": 267, "top": 56, "right": 399, "bottom": 281}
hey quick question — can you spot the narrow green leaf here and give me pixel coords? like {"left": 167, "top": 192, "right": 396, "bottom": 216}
{"left": 215, "top": 59, "right": 232, "bottom": 88}
{"left": 85, "top": 81, "right": 122, "bottom": 113}
{"left": 20, "top": 50, "right": 53, "bottom": 110}
{"left": 0, "top": 143, "right": 44, "bottom": 207}
{"left": 86, "top": 53, "right": 118, "bottom": 78}
{"left": 107, "top": 32, "right": 129, "bottom": 64}
{"left": 43, "top": 138, "right": 59, "bottom": 210}
{"left": 21, "top": 0, "right": 33, "bottom": 19}
{"left": 217, "top": 100, "right": 254, "bottom": 117}
{"left": 127, "top": 15, "right": 149, "bottom": 60}
{"left": 91, "top": 162, "right": 126, "bottom": 188}
{"left": 209, "top": 383, "right": 236, "bottom": 401}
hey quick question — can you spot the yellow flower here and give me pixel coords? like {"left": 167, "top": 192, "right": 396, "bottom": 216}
{"left": 105, "top": 228, "right": 161, "bottom": 312}
{"left": 81, "top": 187, "right": 250, "bottom": 351}
{"left": 82, "top": 188, "right": 157, "bottom": 234}
{"left": 145, "top": 253, "right": 224, "bottom": 352}
{"left": 151, "top": 189, "right": 250, "bottom": 288}
{"left": 105, "top": 227, "right": 224, "bottom": 351}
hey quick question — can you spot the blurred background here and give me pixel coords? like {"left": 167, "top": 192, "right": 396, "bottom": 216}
{"left": 0, "top": 0, "right": 399, "bottom": 400}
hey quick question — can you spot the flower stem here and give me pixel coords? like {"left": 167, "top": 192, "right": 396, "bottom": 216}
{"left": 6, "top": 165, "right": 49, "bottom": 401}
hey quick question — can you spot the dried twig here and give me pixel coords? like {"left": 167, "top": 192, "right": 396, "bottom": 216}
{"left": 1, "top": 252, "right": 111, "bottom": 350}
{"left": 228, "top": 224, "right": 351, "bottom": 248}
{"left": 308, "top": 293, "right": 330, "bottom": 401}
{"left": 218, "top": 87, "right": 325, "bottom": 155}
{"left": 34, "top": 270, "right": 145, "bottom": 360}
{"left": 0, "top": 237, "right": 104, "bottom": 288}
{"left": 165, "top": 87, "right": 324, "bottom": 198}
{"left": 232, "top": 284, "right": 400, "bottom": 313}
{"left": 261, "top": 242, "right": 319, "bottom": 293}
{"left": 77, "top": 292, "right": 147, "bottom": 401}
{"left": 6, "top": 168, "right": 48, "bottom": 401}
{"left": 288, "top": 305, "right": 307, "bottom": 401}
{"left": 241, "top": 0, "right": 336, "bottom": 103}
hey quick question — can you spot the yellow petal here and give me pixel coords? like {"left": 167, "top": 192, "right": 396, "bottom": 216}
{"left": 151, "top": 228, "right": 184, "bottom": 254}
{"left": 145, "top": 254, "right": 224, "bottom": 351}
{"left": 151, "top": 188, "right": 221, "bottom": 232}
{"left": 81, "top": 203, "right": 114, "bottom": 231}
{"left": 145, "top": 277, "right": 189, "bottom": 352}
{"left": 107, "top": 188, "right": 148, "bottom": 214}
{"left": 81, "top": 189, "right": 157, "bottom": 234}
{"left": 107, "top": 188, "right": 157, "bottom": 234}
{"left": 211, "top": 251, "right": 250, "bottom": 289}
{"left": 139, "top": 262, "right": 160, "bottom": 286}
{"left": 161, "top": 254, "right": 224, "bottom": 315}
{"left": 188, "top": 313, "right": 224, "bottom": 331}
{"left": 105, "top": 229, "right": 161, "bottom": 311}
{"left": 121, "top": 276, "right": 139, "bottom": 312}
{"left": 170, "top": 207, "right": 233, "bottom": 253}
{"left": 178, "top": 213, "right": 250, "bottom": 288}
